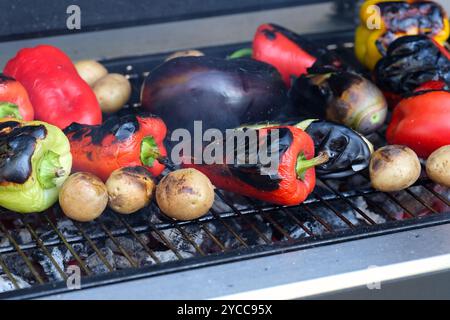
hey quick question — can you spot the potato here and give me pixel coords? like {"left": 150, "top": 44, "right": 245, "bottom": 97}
{"left": 74, "top": 60, "right": 108, "bottom": 87}
{"left": 59, "top": 172, "right": 108, "bottom": 222}
{"left": 93, "top": 73, "right": 131, "bottom": 113}
{"left": 370, "top": 145, "right": 421, "bottom": 192}
{"left": 426, "top": 146, "right": 450, "bottom": 187}
{"left": 106, "top": 166, "right": 155, "bottom": 214}
{"left": 165, "top": 50, "right": 204, "bottom": 62}
{"left": 156, "top": 168, "right": 215, "bottom": 221}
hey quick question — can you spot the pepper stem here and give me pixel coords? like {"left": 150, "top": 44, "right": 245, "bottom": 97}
{"left": 294, "top": 119, "right": 318, "bottom": 131}
{"left": 37, "top": 150, "right": 64, "bottom": 189}
{"left": 140, "top": 136, "right": 161, "bottom": 167}
{"left": 296, "top": 152, "right": 329, "bottom": 179}
{"left": 0, "top": 102, "right": 22, "bottom": 120}
{"left": 227, "top": 48, "right": 253, "bottom": 59}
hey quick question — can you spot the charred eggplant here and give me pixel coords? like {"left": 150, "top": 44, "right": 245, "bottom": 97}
{"left": 290, "top": 69, "right": 387, "bottom": 134}
{"left": 140, "top": 56, "right": 289, "bottom": 133}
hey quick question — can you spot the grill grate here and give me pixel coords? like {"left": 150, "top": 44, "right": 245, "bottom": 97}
{"left": 1, "top": 31, "right": 450, "bottom": 299}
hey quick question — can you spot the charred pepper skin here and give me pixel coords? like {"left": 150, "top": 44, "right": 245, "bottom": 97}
{"left": 374, "top": 35, "right": 450, "bottom": 107}
{"left": 386, "top": 85, "right": 450, "bottom": 158}
{"left": 0, "top": 74, "right": 34, "bottom": 120}
{"left": 4, "top": 45, "right": 102, "bottom": 129}
{"left": 140, "top": 56, "right": 288, "bottom": 134}
{"left": 355, "top": 0, "right": 449, "bottom": 70}
{"left": 64, "top": 113, "right": 167, "bottom": 181}
{"left": 252, "top": 23, "right": 344, "bottom": 86}
{"left": 242, "top": 119, "right": 373, "bottom": 179}
{"left": 0, "top": 119, "right": 72, "bottom": 213}
{"left": 184, "top": 126, "right": 326, "bottom": 206}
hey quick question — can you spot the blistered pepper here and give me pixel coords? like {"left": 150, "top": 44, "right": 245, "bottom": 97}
{"left": 252, "top": 23, "right": 344, "bottom": 86}
{"left": 184, "top": 126, "right": 328, "bottom": 206}
{"left": 65, "top": 112, "right": 167, "bottom": 181}
{"left": 355, "top": 0, "right": 449, "bottom": 70}
{"left": 4, "top": 45, "right": 102, "bottom": 129}
{"left": 0, "top": 119, "right": 72, "bottom": 213}
{"left": 0, "top": 74, "right": 34, "bottom": 120}
{"left": 242, "top": 119, "right": 373, "bottom": 179}
{"left": 374, "top": 35, "right": 450, "bottom": 107}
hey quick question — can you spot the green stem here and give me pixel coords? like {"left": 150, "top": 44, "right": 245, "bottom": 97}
{"left": 294, "top": 119, "right": 318, "bottom": 131}
{"left": 37, "top": 151, "right": 64, "bottom": 189}
{"left": 140, "top": 136, "right": 161, "bottom": 167}
{"left": 0, "top": 102, "right": 22, "bottom": 120}
{"left": 296, "top": 152, "right": 329, "bottom": 179}
{"left": 227, "top": 48, "right": 253, "bottom": 59}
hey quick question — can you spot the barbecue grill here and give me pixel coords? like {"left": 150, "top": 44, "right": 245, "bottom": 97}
{"left": 1, "top": 0, "right": 450, "bottom": 300}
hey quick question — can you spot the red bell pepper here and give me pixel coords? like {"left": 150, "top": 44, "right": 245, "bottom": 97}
{"left": 0, "top": 74, "right": 34, "bottom": 120}
{"left": 252, "top": 23, "right": 342, "bottom": 86}
{"left": 184, "top": 126, "right": 328, "bottom": 206}
{"left": 64, "top": 112, "right": 167, "bottom": 181}
{"left": 4, "top": 45, "right": 102, "bottom": 129}
{"left": 386, "top": 82, "right": 450, "bottom": 158}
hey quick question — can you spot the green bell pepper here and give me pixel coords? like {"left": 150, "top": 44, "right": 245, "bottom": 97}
{"left": 0, "top": 119, "right": 72, "bottom": 213}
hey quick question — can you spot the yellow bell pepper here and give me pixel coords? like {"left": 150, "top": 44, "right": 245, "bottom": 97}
{"left": 355, "top": 0, "right": 449, "bottom": 70}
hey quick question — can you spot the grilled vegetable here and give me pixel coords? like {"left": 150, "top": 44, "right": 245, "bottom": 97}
{"left": 252, "top": 23, "right": 344, "bottom": 86}
{"left": 184, "top": 126, "right": 328, "bottom": 206}
{"left": 355, "top": 0, "right": 449, "bottom": 70}
{"left": 370, "top": 145, "right": 421, "bottom": 192}
{"left": 386, "top": 83, "right": 450, "bottom": 158}
{"left": 141, "top": 56, "right": 288, "bottom": 133}
{"left": 243, "top": 119, "right": 373, "bottom": 179}
{"left": 374, "top": 35, "right": 450, "bottom": 107}
{"left": 0, "top": 74, "right": 34, "bottom": 120}
{"left": 298, "top": 120, "right": 373, "bottom": 179}
{"left": 165, "top": 50, "right": 204, "bottom": 61}
{"left": 4, "top": 45, "right": 102, "bottom": 129}
{"left": 156, "top": 168, "right": 215, "bottom": 221}
{"left": 426, "top": 146, "right": 450, "bottom": 188}
{"left": 64, "top": 112, "right": 167, "bottom": 181}
{"left": 74, "top": 60, "right": 108, "bottom": 87}
{"left": 93, "top": 73, "right": 131, "bottom": 113}
{"left": 106, "top": 166, "right": 155, "bottom": 214}
{"left": 59, "top": 172, "right": 108, "bottom": 222}
{"left": 290, "top": 70, "right": 387, "bottom": 134}
{"left": 0, "top": 119, "right": 72, "bottom": 213}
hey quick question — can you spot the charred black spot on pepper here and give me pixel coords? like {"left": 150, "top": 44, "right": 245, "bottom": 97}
{"left": 228, "top": 128, "right": 292, "bottom": 191}
{"left": 262, "top": 28, "right": 276, "bottom": 40}
{"left": 0, "top": 124, "right": 46, "bottom": 184}
{"left": 376, "top": 2, "right": 446, "bottom": 52}
{"left": 64, "top": 113, "right": 160, "bottom": 145}
{"left": 375, "top": 35, "right": 450, "bottom": 95}
{"left": 0, "top": 121, "right": 21, "bottom": 138}
{"left": 0, "top": 73, "right": 15, "bottom": 84}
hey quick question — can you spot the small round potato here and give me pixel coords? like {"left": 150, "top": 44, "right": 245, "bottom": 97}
{"left": 370, "top": 145, "right": 421, "bottom": 192}
{"left": 164, "top": 50, "right": 204, "bottom": 62}
{"left": 426, "top": 146, "right": 450, "bottom": 187}
{"left": 59, "top": 172, "right": 108, "bottom": 222}
{"left": 74, "top": 60, "right": 108, "bottom": 87}
{"left": 156, "top": 168, "right": 215, "bottom": 221}
{"left": 106, "top": 166, "right": 156, "bottom": 214}
{"left": 93, "top": 73, "right": 131, "bottom": 113}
